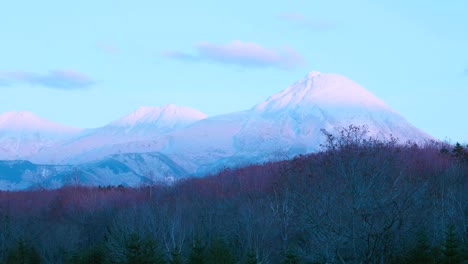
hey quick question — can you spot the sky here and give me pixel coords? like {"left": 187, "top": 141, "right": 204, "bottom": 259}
{"left": 0, "top": 0, "right": 467, "bottom": 142}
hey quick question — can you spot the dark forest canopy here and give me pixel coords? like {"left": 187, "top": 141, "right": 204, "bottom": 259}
{"left": 0, "top": 126, "right": 467, "bottom": 264}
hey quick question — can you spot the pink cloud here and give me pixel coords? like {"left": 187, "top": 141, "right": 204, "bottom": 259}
{"left": 163, "top": 40, "right": 305, "bottom": 70}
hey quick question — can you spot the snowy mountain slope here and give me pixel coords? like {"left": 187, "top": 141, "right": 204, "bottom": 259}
{"left": 0, "top": 160, "right": 71, "bottom": 190}
{"left": 233, "top": 72, "right": 431, "bottom": 155}
{"left": 0, "top": 111, "right": 82, "bottom": 160}
{"left": 68, "top": 152, "right": 188, "bottom": 186}
{"left": 0, "top": 152, "right": 186, "bottom": 190}
{"left": 110, "top": 104, "right": 207, "bottom": 132}
{"left": 1, "top": 71, "right": 434, "bottom": 189}
{"left": 159, "top": 71, "right": 432, "bottom": 174}
{"left": 32, "top": 104, "right": 207, "bottom": 164}
{"left": 254, "top": 71, "right": 390, "bottom": 111}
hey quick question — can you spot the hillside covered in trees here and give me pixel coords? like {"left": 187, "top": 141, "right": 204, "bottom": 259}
{"left": 0, "top": 126, "right": 466, "bottom": 263}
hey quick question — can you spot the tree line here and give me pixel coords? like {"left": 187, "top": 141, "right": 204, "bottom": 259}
{"left": 0, "top": 125, "right": 466, "bottom": 263}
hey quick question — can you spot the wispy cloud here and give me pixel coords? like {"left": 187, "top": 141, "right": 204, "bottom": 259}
{"left": 163, "top": 40, "right": 305, "bottom": 70}
{"left": 0, "top": 70, "right": 95, "bottom": 90}
{"left": 278, "top": 12, "right": 335, "bottom": 31}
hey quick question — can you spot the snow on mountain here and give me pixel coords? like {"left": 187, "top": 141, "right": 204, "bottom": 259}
{"left": 254, "top": 71, "right": 390, "bottom": 112}
{"left": 1, "top": 71, "right": 434, "bottom": 189}
{"left": 0, "top": 111, "right": 80, "bottom": 133}
{"left": 68, "top": 152, "right": 187, "bottom": 187}
{"left": 0, "top": 111, "right": 82, "bottom": 160}
{"left": 32, "top": 104, "right": 207, "bottom": 164}
{"left": 160, "top": 71, "right": 432, "bottom": 174}
{"left": 110, "top": 104, "right": 207, "bottom": 132}
{"left": 235, "top": 71, "right": 432, "bottom": 154}
{"left": 0, "top": 152, "right": 187, "bottom": 190}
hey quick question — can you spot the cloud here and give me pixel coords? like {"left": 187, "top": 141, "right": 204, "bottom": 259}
{"left": 278, "top": 12, "right": 335, "bottom": 31}
{"left": 0, "top": 70, "right": 95, "bottom": 90}
{"left": 163, "top": 40, "right": 305, "bottom": 70}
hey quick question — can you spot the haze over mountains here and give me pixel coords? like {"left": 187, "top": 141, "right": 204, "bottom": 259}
{"left": 0, "top": 71, "right": 433, "bottom": 189}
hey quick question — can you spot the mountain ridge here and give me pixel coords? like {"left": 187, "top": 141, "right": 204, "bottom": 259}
{"left": 109, "top": 104, "right": 207, "bottom": 129}
{"left": 0, "top": 111, "right": 82, "bottom": 133}
{"left": 0, "top": 71, "right": 435, "bottom": 189}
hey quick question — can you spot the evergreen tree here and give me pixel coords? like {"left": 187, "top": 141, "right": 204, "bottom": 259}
{"left": 124, "top": 233, "right": 165, "bottom": 264}
{"left": 206, "top": 236, "right": 235, "bottom": 264}
{"left": 406, "top": 230, "right": 434, "bottom": 264}
{"left": 66, "top": 244, "right": 107, "bottom": 264}
{"left": 168, "top": 246, "right": 182, "bottom": 264}
{"left": 442, "top": 224, "right": 461, "bottom": 264}
{"left": 187, "top": 238, "right": 205, "bottom": 264}
{"left": 452, "top": 143, "right": 465, "bottom": 160}
{"left": 244, "top": 248, "right": 258, "bottom": 264}
{"left": 282, "top": 248, "right": 300, "bottom": 264}
{"left": 5, "top": 240, "right": 41, "bottom": 264}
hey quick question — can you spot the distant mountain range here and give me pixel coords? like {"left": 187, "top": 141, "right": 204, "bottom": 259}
{"left": 0, "top": 111, "right": 82, "bottom": 160}
{"left": 0, "top": 71, "right": 433, "bottom": 190}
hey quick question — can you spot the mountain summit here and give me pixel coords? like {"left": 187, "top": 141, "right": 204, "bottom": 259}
{"left": 110, "top": 104, "right": 207, "bottom": 132}
{"left": 147, "top": 71, "right": 433, "bottom": 175}
{"left": 0, "top": 111, "right": 81, "bottom": 133}
{"left": 255, "top": 71, "right": 390, "bottom": 113}
{"left": 29, "top": 104, "right": 207, "bottom": 164}
{"left": 0, "top": 111, "right": 82, "bottom": 160}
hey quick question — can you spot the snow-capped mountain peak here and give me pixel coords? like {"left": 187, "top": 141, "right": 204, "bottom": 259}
{"left": 1, "top": 71, "right": 435, "bottom": 189}
{"left": 254, "top": 71, "right": 391, "bottom": 113}
{"left": 110, "top": 104, "right": 207, "bottom": 128}
{"left": 0, "top": 111, "right": 82, "bottom": 161}
{"left": 0, "top": 111, "right": 81, "bottom": 133}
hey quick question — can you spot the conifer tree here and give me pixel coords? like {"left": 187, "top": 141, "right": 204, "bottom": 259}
{"left": 66, "top": 244, "right": 106, "bottom": 264}
{"left": 282, "top": 248, "right": 300, "bottom": 264}
{"left": 206, "top": 236, "right": 235, "bottom": 264}
{"left": 442, "top": 224, "right": 461, "bottom": 264}
{"left": 168, "top": 246, "right": 182, "bottom": 264}
{"left": 124, "top": 233, "right": 165, "bottom": 264}
{"left": 452, "top": 143, "right": 465, "bottom": 161}
{"left": 406, "top": 230, "right": 433, "bottom": 264}
{"left": 188, "top": 238, "right": 205, "bottom": 264}
{"left": 245, "top": 248, "right": 258, "bottom": 264}
{"left": 5, "top": 240, "right": 41, "bottom": 264}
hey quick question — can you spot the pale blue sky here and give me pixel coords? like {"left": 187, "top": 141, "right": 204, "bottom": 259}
{"left": 0, "top": 0, "right": 467, "bottom": 142}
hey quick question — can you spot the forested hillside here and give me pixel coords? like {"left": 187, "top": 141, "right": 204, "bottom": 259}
{"left": 0, "top": 126, "right": 466, "bottom": 263}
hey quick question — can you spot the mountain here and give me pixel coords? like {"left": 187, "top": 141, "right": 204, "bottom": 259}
{"left": 32, "top": 104, "right": 207, "bottom": 164}
{"left": 0, "top": 152, "right": 187, "bottom": 190}
{"left": 2, "top": 71, "right": 434, "bottom": 189}
{"left": 0, "top": 111, "right": 82, "bottom": 160}
{"left": 110, "top": 104, "right": 207, "bottom": 133}
{"left": 255, "top": 71, "right": 389, "bottom": 111}
{"left": 157, "top": 71, "right": 432, "bottom": 174}
{"left": 240, "top": 71, "right": 431, "bottom": 152}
